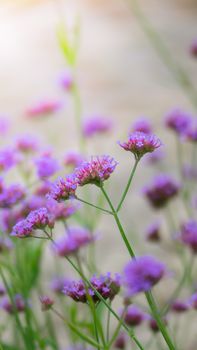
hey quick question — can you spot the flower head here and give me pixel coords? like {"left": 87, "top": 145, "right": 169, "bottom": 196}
{"left": 124, "top": 305, "right": 145, "bottom": 326}
{"left": 60, "top": 71, "right": 74, "bottom": 91}
{"left": 0, "top": 147, "right": 20, "bottom": 172}
{"left": 15, "top": 134, "right": 39, "bottom": 153}
{"left": 180, "top": 220, "right": 197, "bottom": 253}
{"left": 190, "top": 39, "right": 197, "bottom": 57}
{"left": 189, "top": 293, "right": 197, "bottom": 309}
{"left": 35, "top": 153, "right": 59, "bottom": 179}
{"left": 119, "top": 132, "right": 161, "bottom": 160}
{"left": 26, "top": 99, "right": 62, "bottom": 118}
{"left": 165, "top": 109, "right": 191, "bottom": 135}
{"left": 53, "top": 227, "right": 94, "bottom": 257}
{"left": 75, "top": 156, "right": 117, "bottom": 187}
{"left": 145, "top": 221, "right": 161, "bottom": 242}
{"left": 40, "top": 296, "right": 54, "bottom": 311}
{"left": 1, "top": 295, "right": 26, "bottom": 314}
{"left": 11, "top": 219, "right": 34, "bottom": 237}
{"left": 0, "top": 184, "right": 25, "bottom": 208}
{"left": 171, "top": 300, "right": 189, "bottom": 313}
{"left": 27, "top": 207, "right": 53, "bottom": 230}
{"left": 46, "top": 199, "right": 78, "bottom": 221}
{"left": 144, "top": 174, "right": 180, "bottom": 209}
{"left": 48, "top": 175, "right": 77, "bottom": 201}
{"left": 123, "top": 255, "right": 165, "bottom": 296}
{"left": 83, "top": 115, "right": 113, "bottom": 137}
{"left": 63, "top": 151, "right": 84, "bottom": 168}
{"left": 63, "top": 273, "right": 120, "bottom": 303}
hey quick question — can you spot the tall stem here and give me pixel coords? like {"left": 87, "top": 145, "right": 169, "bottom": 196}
{"left": 100, "top": 186, "right": 175, "bottom": 350}
{"left": 116, "top": 159, "right": 139, "bottom": 212}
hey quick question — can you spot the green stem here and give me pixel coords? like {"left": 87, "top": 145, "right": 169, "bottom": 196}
{"left": 116, "top": 159, "right": 139, "bottom": 212}
{"left": 106, "top": 301, "right": 111, "bottom": 343}
{"left": 100, "top": 186, "right": 135, "bottom": 258}
{"left": 101, "top": 187, "right": 175, "bottom": 350}
{"left": 130, "top": 0, "right": 197, "bottom": 110}
{"left": 77, "top": 197, "right": 113, "bottom": 215}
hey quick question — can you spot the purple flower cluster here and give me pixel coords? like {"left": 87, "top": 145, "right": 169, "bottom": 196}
{"left": 11, "top": 207, "right": 53, "bottom": 237}
{"left": 35, "top": 153, "right": 59, "bottom": 179}
{"left": 124, "top": 305, "right": 145, "bottom": 327}
{"left": 49, "top": 175, "right": 77, "bottom": 201}
{"left": 1, "top": 294, "right": 26, "bottom": 314}
{"left": 15, "top": 134, "right": 39, "bottom": 153}
{"left": 119, "top": 132, "right": 161, "bottom": 160}
{"left": 53, "top": 227, "right": 94, "bottom": 256}
{"left": 63, "top": 273, "right": 120, "bottom": 303}
{"left": 83, "top": 115, "right": 113, "bottom": 137}
{"left": 144, "top": 174, "right": 180, "bottom": 209}
{"left": 180, "top": 220, "right": 197, "bottom": 253}
{"left": 75, "top": 156, "right": 117, "bottom": 187}
{"left": 145, "top": 221, "right": 161, "bottom": 242}
{"left": 0, "top": 183, "right": 25, "bottom": 208}
{"left": 40, "top": 295, "right": 54, "bottom": 311}
{"left": 123, "top": 255, "right": 165, "bottom": 296}
{"left": 0, "top": 147, "right": 20, "bottom": 172}
{"left": 165, "top": 109, "right": 191, "bottom": 135}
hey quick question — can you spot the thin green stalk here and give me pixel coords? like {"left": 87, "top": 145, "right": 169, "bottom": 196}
{"left": 106, "top": 301, "right": 111, "bottom": 343}
{"left": 100, "top": 186, "right": 175, "bottom": 350}
{"left": 100, "top": 186, "right": 135, "bottom": 258}
{"left": 77, "top": 197, "right": 113, "bottom": 215}
{"left": 107, "top": 306, "right": 127, "bottom": 349}
{"left": 116, "top": 159, "right": 139, "bottom": 212}
{"left": 129, "top": 0, "right": 197, "bottom": 109}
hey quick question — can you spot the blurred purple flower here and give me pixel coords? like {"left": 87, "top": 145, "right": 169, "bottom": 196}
{"left": 35, "top": 153, "right": 59, "bottom": 179}
{"left": 46, "top": 199, "right": 78, "bottom": 221}
{"left": 123, "top": 255, "right": 165, "bottom": 296}
{"left": 0, "top": 147, "right": 21, "bottom": 172}
{"left": 1, "top": 294, "right": 26, "bottom": 314}
{"left": 48, "top": 175, "right": 77, "bottom": 201}
{"left": 119, "top": 132, "right": 161, "bottom": 160}
{"left": 180, "top": 220, "right": 197, "bottom": 253}
{"left": 0, "top": 184, "right": 25, "bottom": 208}
{"left": 190, "top": 38, "right": 197, "bottom": 57}
{"left": 165, "top": 109, "right": 192, "bottom": 135}
{"left": 26, "top": 99, "right": 62, "bottom": 118}
{"left": 189, "top": 293, "right": 197, "bottom": 309}
{"left": 131, "top": 117, "right": 152, "bottom": 134}
{"left": 124, "top": 305, "right": 145, "bottom": 326}
{"left": 15, "top": 134, "right": 39, "bottom": 153}
{"left": 75, "top": 155, "right": 117, "bottom": 187}
{"left": 171, "top": 299, "right": 189, "bottom": 313}
{"left": 60, "top": 71, "right": 74, "bottom": 91}
{"left": 83, "top": 115, "right": 113, "bottom": 137}
{"left": 145, "top": 221, "right": 161, "bottom": 242}
{"left": 144, "top": 174, "right": 180, "bottom": 209}
{"left": 114, "top": 333, "right": 127, "bottom": 349}
{"left": 63, "top": 151, "right": 84, "bottom": 168}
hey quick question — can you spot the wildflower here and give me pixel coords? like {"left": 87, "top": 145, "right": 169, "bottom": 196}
{"left": 0, "top": 237, "right": 13, "bottom": 252}
{"left": 145, "top": 221, "right": 161, "bottom": 242}
{"left": 131, "top": 117, "right": 152, "bottom": 134}
{"left": 1, "top": 295, "right": 26, "bottom": 314}
{"left": 165, "top": 109, "right": 191, "bottom": 135}
{"left": 0, "top": 184, "right": 25, "bottom": 208}
{"left": 180, "top": 220, "right": 197, "bottom": 253}
{"left": 40, "top": 295, "right": 54, "bottom": 311}
{"left": 114, "top": 333, "right": 127, "bottom": 349}
{"left": 0, "top": 147, "right": 20, "bottom": 172}
{"left": 63, "top": 151, "right": 84, "bottom": 168}
{"left": 11, "top": 219, "right": 34, "bottom": 237}
{"left": 53, "top": 227, "right": 94, "bottom": 256}
{"left": 144, "top": 174, "right": 180, "bottom": 209}
{"left": 50, "top": 277, "right": 69, "bottom": 294}
{"left": 124, "top": 305, "right": 145, "bottom": 326}
{"left": 171, "top": 300, "right": 189, "bottom": 313}
{"left": 123, "top": 255, "right": 165, "bottom": 296}
{"left": 83, "top": 115, "right": 113, "bottom": 137}
{"left": 75, "top": 156, "right": 117, "bottom": 187}
{"left": 48, "top": 175, "right": 77, "bottom": 201}
{"left": 60, "top": 71, "right": 74, "bottom": 91}
{"left": 148, "top": 316, "right": 167, "bottom": 333}
{"left": 27, "top": 207, "right": 53, "bottom": 230}
{"left": 35, "top": 153, "right": 59, "bottom": 179}
{"left": 119, "top": 132, "right": 161, "bottom": 160}
{"left": 189, "top": 293, "right": 197, "bottom": 309}
{"left": 26, "top": 99, "right": 62, "bottom": 118}
{"left": 15, "top": 134, "right": 39, "bottom": 153}
{"left": 184, "top": 123, "right": 197, "bottom": 143}
{"left": 63, "top": 273, "right": 120, "bottom": 303}
{"left": 190, "top": 39, "right": 197, "bottom": 57}
{"left": 35, "top": 181, "right": 52, "bottom": 196}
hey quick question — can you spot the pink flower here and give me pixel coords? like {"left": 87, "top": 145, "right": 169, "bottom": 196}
{"left": 48, "top": 175, "right": 77, "bottom": 201}
{"left": 26, "top": 99, "right": 62, "bottom": 118}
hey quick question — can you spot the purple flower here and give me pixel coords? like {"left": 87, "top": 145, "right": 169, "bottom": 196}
{"left": 50, "top": 277, "right": 69, "bottom": 294}
{"left": 0, "top": 284, "right": 6, "bottom": 296}
{"left": 182, "top": 165, "right": 197, "bottom": 181}
{"left": 63, "top": 273, "right": 120, "bottom": 303}
{"left": 146, "top": 148, "right": 165, "bottom": 164}
{"left": 119, "top": 132, "right": 161, "bottom": 160}
{"left": 48, "top": 175, "right": 77, "bottom": 201}
{"left": 190, "top": 39, "right": 197, "bottom": 57}
{"left": 11, "top": 219, "right": 34, "bottom": 237}
{"left": 171, "top": 300, "right": 189, "bottom": 313}
{"left": 60, "top": 71, "right": 74, "bottom": 91}
{"left": 145, "top": 221, "right": 161, "bottom": 242}
{"left": 124, "top": 305, "right": 145, "bottom": 326}
{"left": 148, "top": 316, "right": 167, "bottom": 333}
{"left": 83, "top": 115, "right": 113, "bottom": 137}
{"left": 0, "top": 184, "right": 25, "bottom": 208}
{"left": 0, "top": 147, "right": 21, "bottom": 172}
{"left": 40, "top": 295, "right": 54, "bottom": 311}
{"left": 189, "top": 293, "right": 197, "bottom": 309}
{"left": 26, "top": 99, "right": 62, "bottom": 118}
{"left": 131, "top": 117, "right": 152, "bottom": 134}
{"left": 123, "top": 255, "right": 165, "bottom": 296}
{"left": 27, "top": 207, "right": 53, "bottom": 230}
{"left": 15, "top": 134, "right": 39, "bottom": 153}
{"left": 1, "top": 294, "right": 26, "bottom": 314}
{"left": 63, "top": 151, "right": 84, "bottom": 168}
{"left": 75, "top": 156, "right": 117, "bottom": 187}
{"left": 114, "top": 333, "right": 127, "bottom": 349}
{"left": 53, "top": 227, "right": 94, "bottom": 256}
{"left": 144, "top": 174, "right": 180, "bottom": 209}
{"left": 46, "top": 199, "right": 78, "bottom": 221}
{"left": 184, "top": 122, "right": 197, "bottom": 143}
{"left": 165, "top": 109, "right": 192, "bottom": 135}
{"left": 35, "top": 153, "right": 59, "bottom": 179}
{"left": 180, "top": 220, "right": 197, "bottom": 253}
{"left": 0, "top": 117, "right": 10, "bottom": 136}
